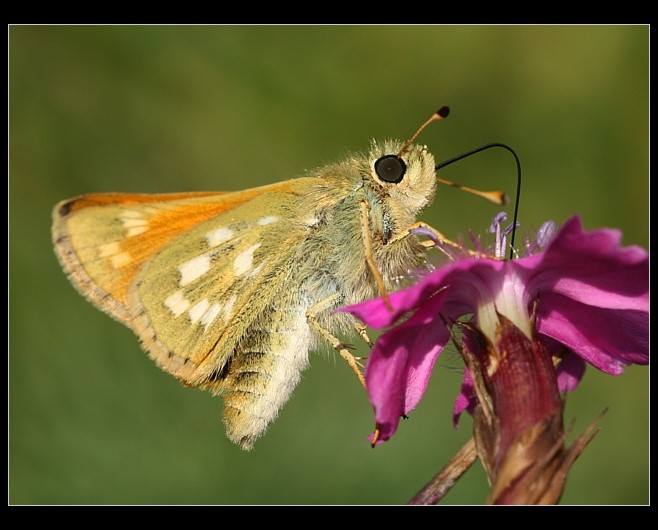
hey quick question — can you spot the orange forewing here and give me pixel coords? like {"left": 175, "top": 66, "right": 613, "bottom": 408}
{"left": 57, "top": 191, "right": 222, "bottom": 214}
{"left": 56, "top": 181, "right": 302, "bottom": 306}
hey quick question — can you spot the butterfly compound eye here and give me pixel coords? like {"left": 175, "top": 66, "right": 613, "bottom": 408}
{"left": 374, "top": 154, "right": 407, "bottom": 184}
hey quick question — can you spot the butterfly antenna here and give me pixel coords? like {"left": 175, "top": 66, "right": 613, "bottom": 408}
{"left": 435, "top": 143, "right": 522, "bottom": 260}
{"left": 397, "top": 106, "right": 451, "bottom": 158}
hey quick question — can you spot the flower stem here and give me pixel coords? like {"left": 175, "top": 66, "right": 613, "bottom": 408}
{"left": 407, "top": 437, "right": 478, "bottom": 505}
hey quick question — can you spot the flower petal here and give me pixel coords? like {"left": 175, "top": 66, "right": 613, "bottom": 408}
{"left": 364, "top": 290, "right": 451, "bottom": 444}
{"left": 554, "top": 352, "right": 587, "bottom": 393}
{"left": 453, "top": 366, "right": 475, "bottom": 427}
{"left": 519, "top": 216, "right": 649, "bottom": 312}
{"left": 537, "top": 292, "right": 649, "bottom": 374}
{"left": 337, "top": 276, "right": 443, "bottom": 329}
{"left": 340, "top": 256, "right": 505, "bottom": 329}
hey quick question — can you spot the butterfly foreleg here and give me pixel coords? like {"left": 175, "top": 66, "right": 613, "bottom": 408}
{"left": 354, "top": 321, "right": 372, "bottom": 348}
{"left": 390, "top": 220, "right": 493, "bottom": 259}
{"left": 306, "top": 294, "right": 367, "bottom": 389}
{"left": 359, "top": 200, "right": 391, "bottom": 309}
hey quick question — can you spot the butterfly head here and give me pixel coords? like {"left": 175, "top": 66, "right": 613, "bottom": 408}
{"left": 366, "top": 140, "right": 437, "bottom": 228}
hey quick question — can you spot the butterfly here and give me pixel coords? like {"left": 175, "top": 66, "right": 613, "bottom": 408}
{"left": 52, "top": 107, "right": 454, "bottom": 450}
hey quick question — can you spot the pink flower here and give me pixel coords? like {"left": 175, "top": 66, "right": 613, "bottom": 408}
{"left": 341, "top": 215, "right": 649, "bottom": 445}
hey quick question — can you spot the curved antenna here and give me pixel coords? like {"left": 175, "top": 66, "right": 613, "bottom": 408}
{"left": 397, "top": 106, "right": 451, "bottom": 158}
{"left": 435, "top": 143, "right": 522, "bottom": 260}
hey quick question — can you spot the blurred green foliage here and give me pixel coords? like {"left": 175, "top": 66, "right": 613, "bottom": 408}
{"left": 9, "top": 25, "right": 648, "bottom": 505}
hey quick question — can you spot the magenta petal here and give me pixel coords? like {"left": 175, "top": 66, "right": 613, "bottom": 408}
{"left": 538, "top": 335, "right": 588, "bottom": 393}
{"left": 339, "top": 272, "right": 452, "bottom": 329}
{"left": 338, "top": 293, "right": 412, "bottom": 330}
{"left": 453, "top": 367, "right": 475, "bottom": 427}
{"left": 340, "top": 256, "right": 501, "bottom": 329}
{"left": 523, "top": 216, "right": 649, "bottom": 311}
{"left": 364, "top": 291, "right": 451, "bottom": 443}
{"left": 555, "top": 352, "right": 587, "bottom": 393}
{"left": 537, "top": 292, "right": 649, "bottom": 374}
{"left": 365, "top": 330, "right": 442, "bottom": 444}
{"left": 548, "top": 217, "right": 648, "bottom": 272}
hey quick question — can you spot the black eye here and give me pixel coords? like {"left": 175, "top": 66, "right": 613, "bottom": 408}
{"left": 374, "top": 155, "right": 406, "bottom": 183}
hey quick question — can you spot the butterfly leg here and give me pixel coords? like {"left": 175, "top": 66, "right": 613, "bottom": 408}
{"left": 391, "top": 221, "right": 490, "bottom": 258}
{"left": 306, "top": 295, "right": 367, "bottom": 389}
{"left": 351, "top": 321, "right": 371, "bottom": 365}
{"left": 359, "top": 200, "right": 391, "bottom": 309}
{"left": 389, "top": 221, "right": 453, "bottom": 248}
{"left": 354, "top": 321, "right": 372, "bottom": 347}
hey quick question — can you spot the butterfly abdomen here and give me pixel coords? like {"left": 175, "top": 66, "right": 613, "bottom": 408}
{"left": 219, "top": 305, "right": 314, "bottom": 450}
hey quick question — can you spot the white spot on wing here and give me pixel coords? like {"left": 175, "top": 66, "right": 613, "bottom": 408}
{"left": 249, "top": 260, "right": 267, "bottom": 278}
{"left": 164, "top": 290, "right": 191, "bottom": 317}
{"left": 206, "top": 226, "right": 234, "bottom": 247}
{"left": 122, "top": 218, "right": 147, "bottom": 228}
{"left": 126, "top": 226, "right": 148, "bottom": 237}
{"left": 179, "top": 255, "right": 211, "bottom": 286}
{"left": 201, "top": 303, "right": 222, "bottom": 330}
{"left": 257, "top": 215, "right": 278, "bottom": 226}
{"left": 110, "top": 252, "right": 132, "bottom": 268}
{"left": 121, "top": 210, "right": 143, "bottom": 219}
{"left": 188, "top": 299, "right": 210, "bottom": 324}
{"left": 122, "top": 216, "right": 148, "bottom": 237}
{"left": 234, "top": 243, "right": 261, "bottom": 276}
{"left": 99, "top": 242, "right": 121, "bottom": 257}
{"left": 222, "top": 294, "right": 237, "bottom": 322}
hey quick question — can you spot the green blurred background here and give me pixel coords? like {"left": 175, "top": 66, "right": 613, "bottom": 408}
{"left": 9, "top": 25, "right": 648, "bottom": 505}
